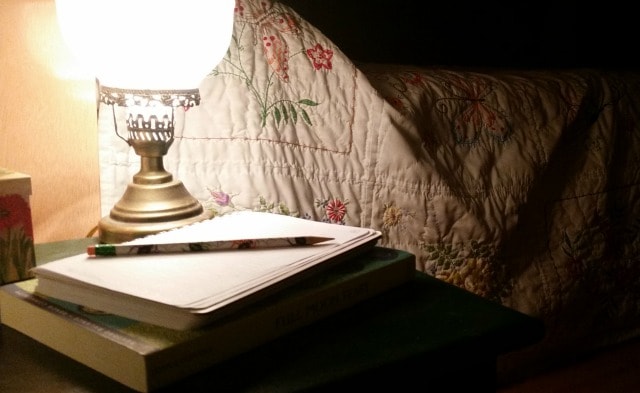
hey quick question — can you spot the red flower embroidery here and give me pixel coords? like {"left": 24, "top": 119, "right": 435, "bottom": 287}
{"left": 236, "top": 0, "right": 301, "bottom": 82}
{"left": 401, "top": 72, "right": 427, "bottom": 87}
{"left": 325, "top": 198, "right": 346, "bottom": 223}
{"left": 0, "top": 194, "right": 33, "bottom": 238}
{"left": 263, "top": 34, "right": 290, "bottom": 81}
{"left": 436, "top": 75, "right": 510, "bottom": 144}
{"left": 386, "top": 96, "right": 406, "bottom": 112}
{"left": 306, "top": 43, "right": 333, "bottom": 71}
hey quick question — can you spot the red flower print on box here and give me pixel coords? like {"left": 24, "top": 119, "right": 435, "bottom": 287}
{"left": 0, "top": 194, "right": 35, "bottom": 284}
{"left": 0, "top": 194, "right": 33, "bottom": 237}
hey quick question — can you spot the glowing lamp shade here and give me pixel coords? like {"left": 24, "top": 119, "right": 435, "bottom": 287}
{"left": 55, "top": 0, "right": 236, "bottom": 243}
{"left": 56, "top": 0, "right": 235, "bottom": 90}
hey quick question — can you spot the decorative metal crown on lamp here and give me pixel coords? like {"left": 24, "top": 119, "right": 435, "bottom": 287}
{"left": 56, "top": 0, "right": 236, "bottom": 243}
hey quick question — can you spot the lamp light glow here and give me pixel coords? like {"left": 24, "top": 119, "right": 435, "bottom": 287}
{"left": 55, "top": 0, "right": 235, "bottom": 90}
{"left": 55, "top": 0, "right": 236, "bottom": 243}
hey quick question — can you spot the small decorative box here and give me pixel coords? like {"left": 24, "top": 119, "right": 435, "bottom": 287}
{"left": 0, "top": 168, "right": 35, "bottom": 285}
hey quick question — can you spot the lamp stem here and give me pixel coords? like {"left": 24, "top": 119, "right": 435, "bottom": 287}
{"left": 133, "top": 156, "right": 173, "bottom": 185}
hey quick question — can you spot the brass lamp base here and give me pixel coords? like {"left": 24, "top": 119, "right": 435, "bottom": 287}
{"left": 98, "top": 179, "right": 213, "bottom": 244}
{"left": 96, "top": 86, "right": 214, "bottom": 244}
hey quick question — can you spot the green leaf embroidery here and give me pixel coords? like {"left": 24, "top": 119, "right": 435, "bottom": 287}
{"left": 300, "top": 109, "right": 312, "bottom": 126}
{"left": 298, "top": 99, "right": 319, "bottom": 106}
{"left": 213, "top": 17, "right": 322, "bottom": 130}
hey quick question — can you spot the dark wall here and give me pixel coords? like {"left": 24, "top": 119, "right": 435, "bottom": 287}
{"left": 280, "top": 0, "right": 638, "bottom": 69}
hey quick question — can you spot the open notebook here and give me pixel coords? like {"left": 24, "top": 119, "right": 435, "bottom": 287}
{"left": 31, "top": 212, "right": 381, "bottom": 330}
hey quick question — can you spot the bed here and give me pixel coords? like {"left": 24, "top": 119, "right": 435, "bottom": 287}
{"left": 97, "top": 0, "right": 640, "bottom": 386}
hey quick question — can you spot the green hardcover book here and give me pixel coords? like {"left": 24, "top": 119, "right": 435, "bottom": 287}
{"left": 0, "top": 247, "right": 415, "bottom": 392}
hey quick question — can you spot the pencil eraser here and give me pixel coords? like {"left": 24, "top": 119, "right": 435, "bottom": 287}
{"left": 87, "top": 245, "right": 96, "bottom": 257}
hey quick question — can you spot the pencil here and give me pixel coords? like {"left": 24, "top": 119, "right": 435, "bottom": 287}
{"left": 86, "top": 236, "right": 334, "bottom": 257}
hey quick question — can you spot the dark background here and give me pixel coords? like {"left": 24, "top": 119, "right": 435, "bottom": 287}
{"left": 280, "top": 0, "right": 638, "bottom": 70}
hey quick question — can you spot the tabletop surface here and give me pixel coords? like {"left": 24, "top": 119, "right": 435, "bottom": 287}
{"left": 0, "top": 238, "right": 544, "bottom": 392}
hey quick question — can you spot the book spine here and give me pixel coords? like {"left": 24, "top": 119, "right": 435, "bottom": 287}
{"left": 0, "top": 284, "right": 149, "bottom": 391}
{"left": 2, "top": 284, "right": 156, "bottom": 353}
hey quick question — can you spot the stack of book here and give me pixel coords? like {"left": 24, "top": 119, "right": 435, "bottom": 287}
{"left": 0, "top": 211, "right": 415, "bottom": 392}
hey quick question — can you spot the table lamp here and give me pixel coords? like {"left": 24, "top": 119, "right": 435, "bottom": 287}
{"left": 55, "top": 0, "right": 235, "bottom": 243}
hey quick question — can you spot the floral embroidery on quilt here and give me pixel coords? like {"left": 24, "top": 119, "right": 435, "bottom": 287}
{"left": 254, "top": 196, "right": 300, "bottom": 217}
{"left": 203, "top": 189, "right": 239, "bottom": 216}
{"left": 385, "top": 95, "right": 408, "bottom": 114}
{"left": 434, "top": 74, "right": 512, "bottom": 145}
{"left": 203, "top": 188, "right": 301, "bottom": 218}
{"left": 198, "top": 179, "right": 516, "bottom": 303}
{"left": 381, "top": 202, "right": 415, "bottom": 234}
{"left": 192, "top": 0, "right": 357, "bottom": 153}
{"left": 419, "top": 240, "right": 512, "bottom": 301}
{"left": 315, "top": 197, "right": 349, "bottom": 224}
{"left": 234, "top": 0, "right": 301, "bottom": 82}
{"left": 363, "top": 67, "right": 513, "bottom": 146}
{"left": 202, "top": 188, "right": 353, "bottom": 226}
{"left": 212, "top": 0, "right": 329, "bottom": 128}
{"left": 362, "top": 68, "right": 429, "bottom": 117}
{"left": 306, "top": 43, "right": 334, "bottom": 71}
